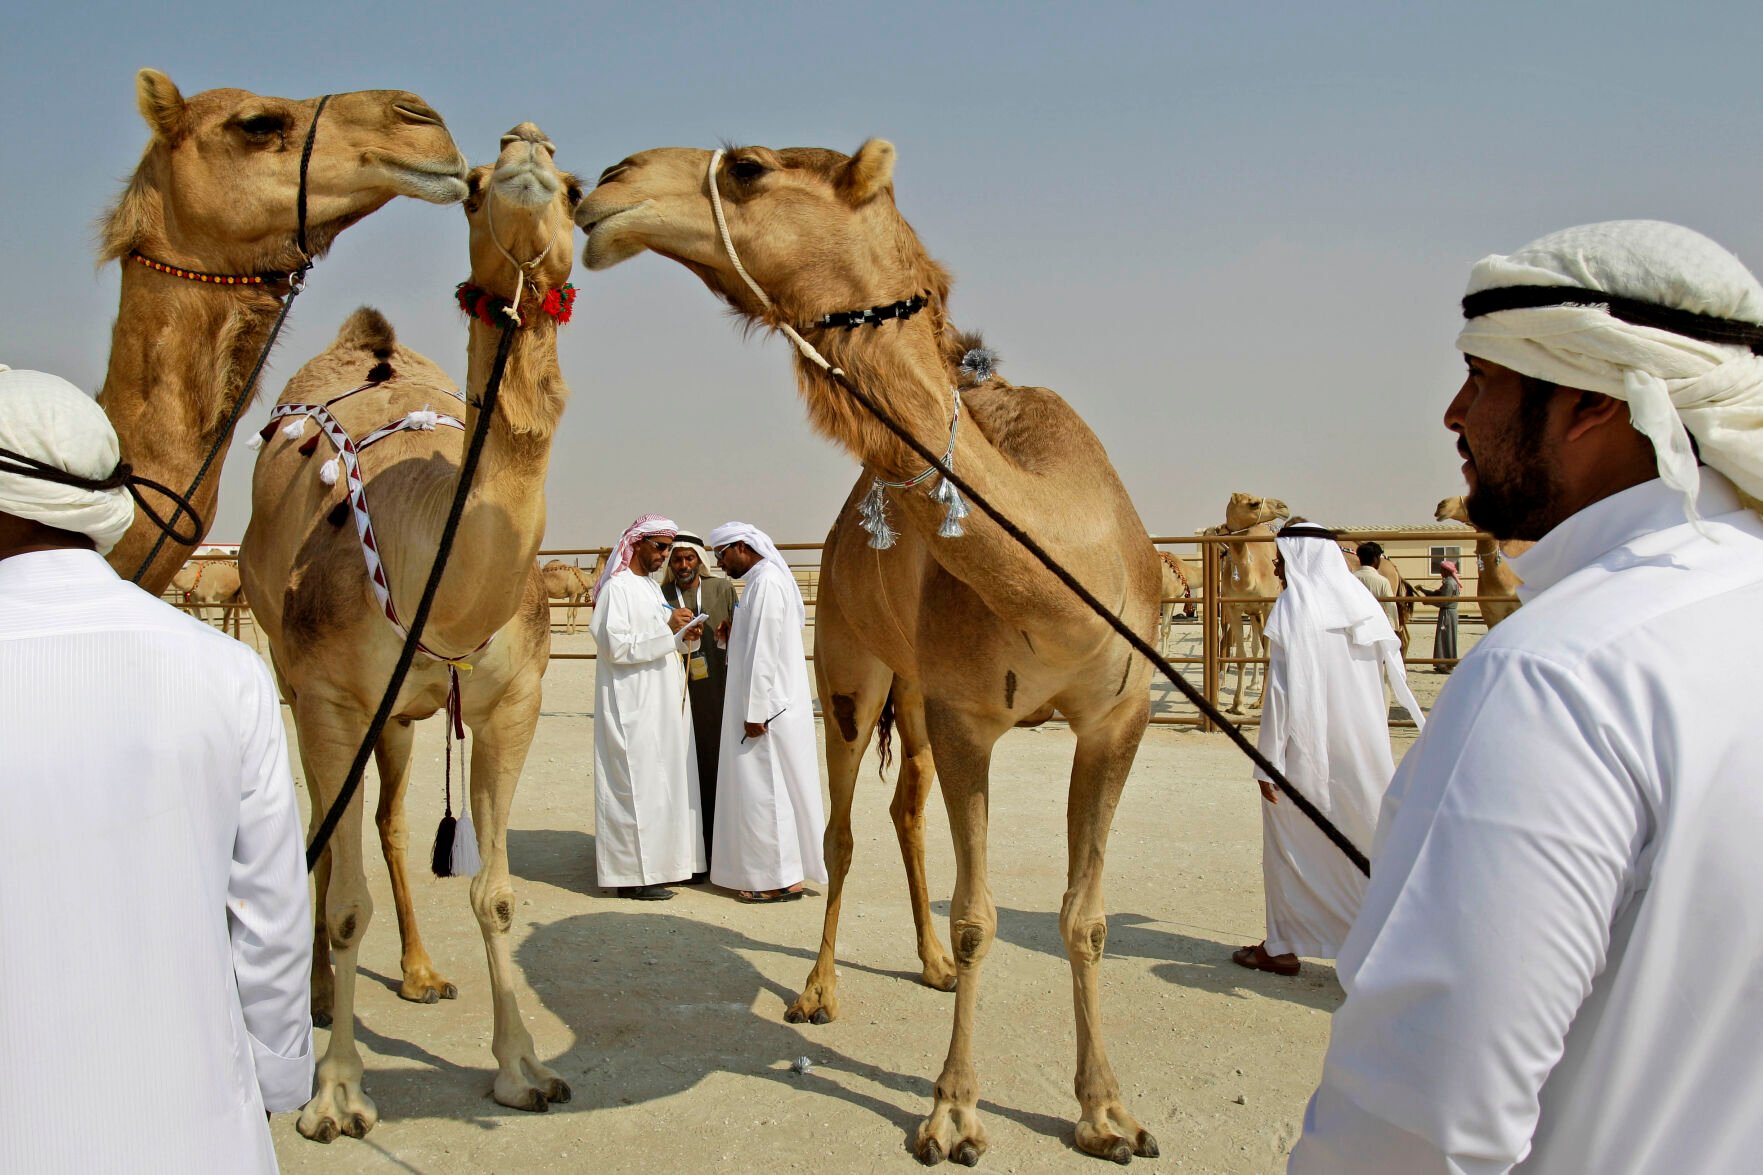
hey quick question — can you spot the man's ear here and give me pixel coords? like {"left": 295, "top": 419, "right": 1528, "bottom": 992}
{"left": 1563, "top": 391, "right": 1629, "bottom": 443}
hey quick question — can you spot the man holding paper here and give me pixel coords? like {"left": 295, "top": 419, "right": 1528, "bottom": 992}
{"left": 588, "top": 514, "right": 707, "bottom": 900}
{"left": 707, "top": 522, "right": 827, "bottom": 903}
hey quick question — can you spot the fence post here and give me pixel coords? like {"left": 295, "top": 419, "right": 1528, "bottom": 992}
{"left": 1200, "top": 537, "right": 1219, "bottom": 733}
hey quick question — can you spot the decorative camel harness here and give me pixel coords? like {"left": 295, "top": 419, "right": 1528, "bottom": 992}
{"left": 127, "top": 95, "right": 333, "bottom": 585}
{"left": 702, "top": 149, "right": 1372, "bottom": 874}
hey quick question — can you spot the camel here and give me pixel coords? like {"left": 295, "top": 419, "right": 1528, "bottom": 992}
{"left": 540, "top": 557, "right": 593, "bottom": 633}
{"left": 1155, "top": 549, "right": 1197, "bottom": 651}
{"left": 1208, "top": 492, "right": 1287, "bottom": 713}
{"left": 239, "top": 125, "right": 580, "bottom": 1142}
{"left": 1434, "top": 496, "right": 1525, "bottom": 626}
{"left": 97, "top": 69, "right": 468, "bottom": 594}
{"left": 578, "top": 140, "right": 1162, "bottom": 1165}
{"left": 171, "top": 556, "right": 247, "bottom": 637}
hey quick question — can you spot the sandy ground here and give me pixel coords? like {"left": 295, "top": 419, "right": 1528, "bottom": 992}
{"left": 258, "top": 615, "right": 1467, "bottom": 1174}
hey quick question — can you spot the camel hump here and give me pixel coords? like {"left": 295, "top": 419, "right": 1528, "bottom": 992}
{"left": 333, "top": 307, "right": 398, "bottom": 359}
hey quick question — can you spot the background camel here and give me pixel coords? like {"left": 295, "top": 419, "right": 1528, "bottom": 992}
{"left": 540, "top": 557, "right": 593, "bottom": 633}
{"left": 97, "top": 69, "right": 467, "bottom": 594}
{"left": 578, "top": 139, "right": 1162, "bottom": 1165}
{"left": 240, "top": 125, "right": 579, "bottom": 1143}
{"left": 1435, "top": 495, "right": 1525, "bottom": 626}
{"left": 171, "top": 556, "right": 247, "bottom": 638}
{"left": 1156, "top": 549, "right": 1197, "bottom": 651}
{"left": 1207, "top": 491, "right": 1287, "bottom": 713}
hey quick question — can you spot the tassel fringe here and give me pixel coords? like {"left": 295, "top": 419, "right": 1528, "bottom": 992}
{"left": 450, "top": 812, "right": 482, "bottom": 877}
{"left": 319, "top": 458, "right": 340, "bottom": 486}
{"left": 244, "top": 432, "right": 264, "bottom": 452}
{"left": 282, "top": 421, "right": 305, "bottom": 440}
{"left": 430, "top": 814, "right": 457, "bottom": 877}
{"left": 857, "top": 480, "right": 897, "bottom": 549}
{"left": 931, "top": 476, "right": 970, "bottom": 538}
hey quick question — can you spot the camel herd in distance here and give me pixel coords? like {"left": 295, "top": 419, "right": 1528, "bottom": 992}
{"left": 90, "top": 68, "right": 1525, "bottom": 1165}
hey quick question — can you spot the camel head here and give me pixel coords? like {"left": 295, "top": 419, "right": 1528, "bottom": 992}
{"left": 1435, "top": 495, "right": 1471, "bottom": 525}
{"left": 575, "top": 140, "right": 949, "bottom": 328}
{"left": 101, "top": 69, "right": 468, "bottom": 278}
{"left": 462, "top": 124, "right": 582, "bottom": 306}
{"left": 1224, "top": 492, "right": 1289, "bottom": 530}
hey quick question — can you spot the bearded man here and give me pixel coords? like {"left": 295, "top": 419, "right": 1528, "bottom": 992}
{"left": 1291, "top": 221, "right": 1763, "bottom": 1172}
{"left": 660, "top": 532, "right": 737, "bottom": 875}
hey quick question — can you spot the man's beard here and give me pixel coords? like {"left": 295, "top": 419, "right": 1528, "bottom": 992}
{"left": 1464, "top": 389, "right": 1564, "bottom": 541}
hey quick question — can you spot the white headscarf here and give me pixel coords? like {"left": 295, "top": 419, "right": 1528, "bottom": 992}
{"left": 591, "top": 513, "right": 677, "bottom": 604}
{"left": 1262, "top": 526, "right": 1423, "bottom": 805}
{"left": 708, "top": 520, "right": 804, "bottom": 625}
{"left": 0, "top": 368, "right": 135, "bottom": 554}
{"left": 661, "top": 531, "right": 721, "bottom": 587}
{"left": 1457, "top": 220, "right": 1763, "bottom": 524}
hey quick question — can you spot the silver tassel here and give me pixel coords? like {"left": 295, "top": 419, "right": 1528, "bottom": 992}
{"left": 931, "top": 476, "right": 970, "bottom": 538}
{"left": 858, "top": 479, "right": 897, "bottom": 549}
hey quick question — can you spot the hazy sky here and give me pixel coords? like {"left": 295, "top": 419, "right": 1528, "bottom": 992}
{"left": 6, "top": 2, "right": 1761, "bottom": 549}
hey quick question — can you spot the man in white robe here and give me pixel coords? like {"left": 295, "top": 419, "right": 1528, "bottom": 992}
{"left": 1292, "top": 221, "right": 1763, "bottom": 1172}
{"left": 1235, "top": 523, "right": 1422, "bottom": 977}
{"left": 588, "top": 514, "right": 706, "bottom": 899}
{"left": 0, "top": 368, "right": 311, "bottom": 1173}
{"left": 706, "top": 521, "right": 827, "bottom": 902}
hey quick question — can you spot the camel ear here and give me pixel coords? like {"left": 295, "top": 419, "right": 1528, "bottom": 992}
{"left": 136, "top": 69, "right": 187, "bottom": 141}
{"left": 837, "top": 139, "right": 895, "bottom": 205}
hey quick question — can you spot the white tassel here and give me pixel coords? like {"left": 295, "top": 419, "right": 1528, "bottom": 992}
{"left": 244, "top": 433, "right": 265, "bottom": 452}
{"left": 319, "top": 458, "right": 340, "bottom": 486}
{"left": 405, "top": 407, "right": 440, "bottom": 430}
{"left": 857, "top": 480, "right": 897, "bottom": 549}
{"left": 450, "top": 811, "right": 482, "bottom": 877}
{"left": 281, "top": 420, "right": 305, "bottom": 440}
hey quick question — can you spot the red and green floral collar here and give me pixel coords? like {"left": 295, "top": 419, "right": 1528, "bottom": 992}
{"left": 455, "top": 281, "right": 576, "bottom": 326}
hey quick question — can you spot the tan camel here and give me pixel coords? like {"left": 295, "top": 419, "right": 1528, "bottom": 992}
{"left": 1208, "top": 492, "right": 1287, "bottom": 713}
{"left": 172, "top": 557, "right": 247, "bottom": 637}
{"left": 97, "top": 69, "right": 467, "bottom": 594}
{"left": 1434, "top": 496, "right": 1525, "bottom": 626}
{"left": 540, "top": 557, "right": 593, "bottom": 633}
{"left": 240, "top": 125, "right": 580, "bottom": 1142}
{"left": 1156, "top": 549, "right": 1197, "bottom": 651}
{"left": 579, "top": 140, "right": 1162, "bottom": 1165}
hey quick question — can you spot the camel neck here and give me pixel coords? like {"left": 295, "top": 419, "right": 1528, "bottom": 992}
{"left": 792, "top": 317, "right": 955, "bottom": 483}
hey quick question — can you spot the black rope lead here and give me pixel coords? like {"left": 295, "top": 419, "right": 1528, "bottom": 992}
{"left": 305, "top": 320, "right": 517, "bottom": 871}
{"left": 0, "top": 447, "right": 206, "bottom": 548}
{"left": 823, "top": 368, "right": 1371, "bottom": 876}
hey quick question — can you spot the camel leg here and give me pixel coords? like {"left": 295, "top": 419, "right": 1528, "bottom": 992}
{"left": 1065, "top": 699, "right": 1159, "bottom": 1162}
{"left": 308, "top": 827, "right": 333, "bottom": 1028}
{"left": 1246, "top": 613, "right": 1268, "bottom": 709}
{"left": 1227, "top": 613, "right": 1247, "bottom": 714}
{"left": 373, "top": 718, "right": 458, "bottom": 1004}
{"left": 787, "top": 647, "right": 891, "bottom": 1024}
{"left": 465, "top": 673, "right": 571, "bottom": 1111}
{"left": 914, "top": 704, "right": 1004, "bottom": 1167}
{"left": 889, "top": 681, "right": 956, "bottom": 992}
{"left": 292, "top": 693, "right": 380, "bottom": 1143}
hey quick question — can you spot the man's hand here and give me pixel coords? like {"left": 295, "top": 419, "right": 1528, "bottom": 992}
{"left": 667, "top": 607, "right": 695, "bottom": 633}
{"left": 680, "top": 618, "right": 706, "bottom": 641}
{"left": 743, "top": 720, "right": 767, "bottom": 739}
{"left": 1259, "top": 779, "right": 1278, "bottom": 804}
{"left": 714, "top": 618, "right": 732, "bottom": 643}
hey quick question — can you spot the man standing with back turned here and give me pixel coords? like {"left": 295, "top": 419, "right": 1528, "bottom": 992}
{"left": 707, "top": 521, "right": 827, "bottom": 903}
{"left": 0, "top": 367, "right": 312, "bottom": 1173}
{"left": 1291, "top": 221, "right": 1763, "bottom": 1172}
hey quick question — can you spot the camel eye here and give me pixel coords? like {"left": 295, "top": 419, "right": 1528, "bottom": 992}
{"left": 729, "top": 158, "right": 767, "bottom": 183}
{"left": 236, "top": 114, "right": 285, "bottom": 140}
{"left": 566, "top": 183, "right": 583, "bottom": 205}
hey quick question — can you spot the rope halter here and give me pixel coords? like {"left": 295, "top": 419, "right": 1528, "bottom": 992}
{"left": 482, "top": 132, "right": 562, "bottom": 327}
{"left": 703, "top": 148, "right": 967, "bottom": 547}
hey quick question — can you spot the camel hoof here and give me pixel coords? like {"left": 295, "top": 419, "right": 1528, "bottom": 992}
{"left": 784, "top": 1006, "right": 807, "bottom": 1024}
{"left": 810, "top": 1008, "right": 831, "bottom": 1026}
{"left": 343, "top": 1113, "right": 372, "bottom": 1140}
{"left": 1135, "top": 1131, "right": 1160, "bottom": 1159}
{"left": 917, "top": 1139, "right": 945, "bottom": 1166}
{"left": 312, "top": 1009, "right": 333, "bottom": 1030}
{"left": 953, "top": 1140, "right": 982, "bottom": 1167}
{"left": 420, "top": 989, "right": 439, "bottom": 1005}
{"left": 542, "top": 1078, "right": 573, "bottom": 1104}
{"left": 304, "top": 1119, "right": 338, "bottom": 1145}
{"left": 1108, "top": 1139, "right": 1132, "bottom": 1165}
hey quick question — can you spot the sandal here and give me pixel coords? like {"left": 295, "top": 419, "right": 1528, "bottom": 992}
{"left": 736, "top": 887, "right": 806, "bottom": 904}
{"left": 1231, "top": 942, "right": 1301, "bottom": 976}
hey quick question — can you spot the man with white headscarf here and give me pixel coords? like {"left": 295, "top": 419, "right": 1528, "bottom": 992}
{"left": 1233, "top": 524, "right": 1421, "bottom": 978}
{"left": 706, "top": 522, "right": 827, "bottom": 902}
{"left": 1291, "top": 221, "right": 1763, "bottom": 1173}
{"left": 660, "top": 531, "right": 738, "bottom": 876}
{"left": 0, "top": 368, "right": 311, "bottom": 1172}
{"left": 588, "top": 514, "right": 706, "bottom": 899}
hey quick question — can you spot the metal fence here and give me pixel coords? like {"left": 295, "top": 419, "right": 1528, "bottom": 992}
{"left": 166, "top": 532, "right": 1510, "bottom": 732}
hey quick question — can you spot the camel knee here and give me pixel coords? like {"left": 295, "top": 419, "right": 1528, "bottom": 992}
{"left": 951, "top": 918, "right": 995, "bottom": 966}
{"left": 326, "top": 896, "right": 373, "bottom": 952}
{"left": 1061, "top": 913, "right": 1108, "bottom": 965}
{"left": 471, "top": 880, "right": 516, "bottom": 934}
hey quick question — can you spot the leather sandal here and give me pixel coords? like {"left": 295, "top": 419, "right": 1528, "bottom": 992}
{"left": 1231, "top": 942, "right": 1301, "bottom": 976}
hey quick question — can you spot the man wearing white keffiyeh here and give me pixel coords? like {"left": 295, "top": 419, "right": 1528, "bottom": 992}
{"left": 1292, "top": 222, "right": 1763, "bottom": 1172}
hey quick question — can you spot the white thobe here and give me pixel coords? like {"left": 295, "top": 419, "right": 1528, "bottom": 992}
{"left": 1291, "top": 474, "right": 1763, "bottom": 1173}
{"left": 711, "top": 560, "right": 827, "bottom": 892}
{"left": 0, "top": 549, "right": 311, "bottom": 1174}
{"left": 588, "top": 568, "right": 705, "bottom": 887}
{"left": 1255, "top": 621, "right": 1415, "bottom": 960}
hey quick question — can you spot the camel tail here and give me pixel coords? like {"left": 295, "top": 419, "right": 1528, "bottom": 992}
{"left": 875, "top": 689, "right": 896, "bottom": 779}
{"left": 333, "top": 307, "right": 398, "bottom": 359}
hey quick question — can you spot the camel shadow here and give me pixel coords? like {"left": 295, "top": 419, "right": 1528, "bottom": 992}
{"left": 507, "top": 827, "right": 601, "bottom": 897}
{"left": 949, "top": 903, "right": 1343, "bottom": 1013}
